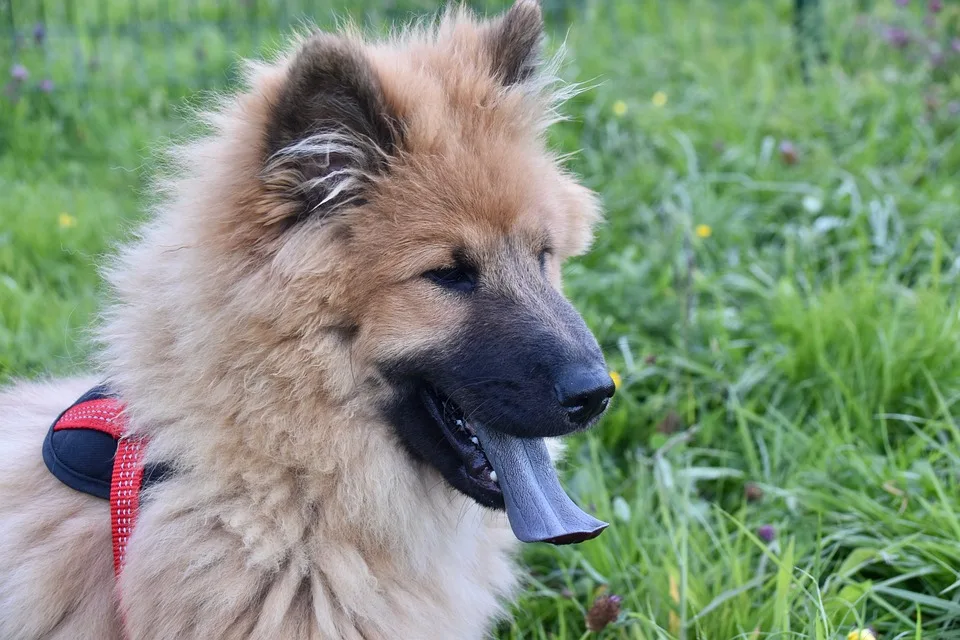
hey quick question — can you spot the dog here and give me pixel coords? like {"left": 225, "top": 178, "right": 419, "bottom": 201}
{"left": 0, "top": 2, "right": 613, "bottom": 637}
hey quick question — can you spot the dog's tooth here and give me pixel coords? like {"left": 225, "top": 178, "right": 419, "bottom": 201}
{"left": 471, "top": 436, "right": 479, "bottom": 445}
{"left": 489, "top": 470, "right": 498, "bottom": 483}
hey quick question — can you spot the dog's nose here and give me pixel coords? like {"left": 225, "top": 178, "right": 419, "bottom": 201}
{"left": 555, "top": 366, "right": 616, "bottom": 426}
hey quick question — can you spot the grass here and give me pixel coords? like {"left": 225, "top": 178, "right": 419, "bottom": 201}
{"left": 3, "top": 0, "right": 960, "bottom": 637}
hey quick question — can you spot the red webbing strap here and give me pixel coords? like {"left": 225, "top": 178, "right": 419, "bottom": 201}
{"left": 51, "top": 395, "right": 145, "bottom": 638}
{"left": 52, "top": 398, "right": 126, "bottom": 438}
{"left": 52, "top": 397, "right": 146, "bottom": 579}
{"left": 110, "top": 436, "right": 146, "bottom": 577}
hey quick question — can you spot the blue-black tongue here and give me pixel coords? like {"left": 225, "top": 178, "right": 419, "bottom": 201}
{"left": 473, "top": 423, "right": 607, "bottom": 545}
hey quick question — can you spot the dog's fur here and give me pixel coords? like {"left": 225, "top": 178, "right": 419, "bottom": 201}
{"left": 0, "top": 2, "right": 604, "bottom": 638}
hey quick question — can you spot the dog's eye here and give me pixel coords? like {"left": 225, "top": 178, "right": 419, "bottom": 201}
{"left": 424, "top": 265, "right": 477, "bottom": 293}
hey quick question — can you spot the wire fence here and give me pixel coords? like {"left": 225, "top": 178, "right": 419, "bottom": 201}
{"left": 1, "top": 0, "right": 599, "bottom": 101}
{"left": 1, "top": 0, "right": 838, "bottom": 105}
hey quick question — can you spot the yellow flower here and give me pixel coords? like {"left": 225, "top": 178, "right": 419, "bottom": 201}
{"left": 668, "top": 573, "right": 680, "bottom": 635}
{"left": 695, "top": 224, "right": 712, "bottom": 239}
{"left": 58, "top": 213, "right": 76, "bottom": 228}
{"left": 612, "top": 100, "right": 627, "bottom": 117}
{"left": 669, "top": 610, "right": 680, "bottom": 635}
{"left": 847, "top": 630, "right": 877, "bottom": 640}
{"left": 652, "top": 91, "right": 668, "bottom": 107}
{"left": 609, "top": 371, "right": 622, "bottom": 389}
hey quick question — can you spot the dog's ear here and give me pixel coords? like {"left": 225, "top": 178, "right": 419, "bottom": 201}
{"left": 263, "top": 33, "right": 400, "bottom": 224}
{"left": 484, "top": 0, "right": 544, "bottom": 86}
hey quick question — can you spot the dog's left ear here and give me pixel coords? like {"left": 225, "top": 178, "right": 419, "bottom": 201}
{"left": 262, "top": 33, "right": 400, "bottom": 225}
{"left": 484, "top": 0, "right": 544, "bottom": 86}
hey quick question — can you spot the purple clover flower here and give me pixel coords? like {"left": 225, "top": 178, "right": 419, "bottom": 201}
{"left": 779, "top": 140, "right": 798, "bottom": 165}
{"left": 11, "top": 64, "right": 28, "bottom": 82}
{"left": 757, "top": 525, "right": 776, "bottom": 543}
{"left": 884, "top": 26, "right": 911, "bottom": 48}
{"left": 896, "top": 0, "right": 910, "bottom": 6}
{"left": 745, "top": 482, "right": 764, "bottom": 502}
{"left": 585, "top": 594, "right": 622, "bottom": 632}
{"left": 39, "top": 79, "right": 53, "bottom": 93}
{"left": 928, "top": 0, "right": 942, "bottom": 12}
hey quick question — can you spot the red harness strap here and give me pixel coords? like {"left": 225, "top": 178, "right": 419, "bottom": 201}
{"left": 52, "top": 398, "right": 147, "bottom": 577}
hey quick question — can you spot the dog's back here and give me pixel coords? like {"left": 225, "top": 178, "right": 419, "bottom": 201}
{"left": 0, "top": 378, "right": 121, "bottom": 639}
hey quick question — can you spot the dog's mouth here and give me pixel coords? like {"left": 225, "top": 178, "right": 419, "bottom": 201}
{"left": 419, "top": 386, "right": 608, "bottom": 545}
{"left": 420, "top": 386, "right": 502, "bottom": 502}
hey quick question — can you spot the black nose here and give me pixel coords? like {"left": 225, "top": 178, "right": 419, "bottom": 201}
{"left": 555, "top": 366, "right": 616, "bottom": 426}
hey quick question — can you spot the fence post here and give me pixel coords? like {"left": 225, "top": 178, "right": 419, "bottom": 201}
{"left": 5, "top": 0, "right": 16, "bottom": 61}
{"left": 794, "top": 0, "right": 827, "bottom": 82}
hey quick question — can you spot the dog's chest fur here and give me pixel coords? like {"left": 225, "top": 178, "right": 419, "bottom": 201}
{"left": 116, "top": 459, "right": 519, "bottom": 639}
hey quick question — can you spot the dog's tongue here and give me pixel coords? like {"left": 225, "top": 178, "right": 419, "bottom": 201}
{"left": 473, "top": 423, "right": 607, "bottom": 545}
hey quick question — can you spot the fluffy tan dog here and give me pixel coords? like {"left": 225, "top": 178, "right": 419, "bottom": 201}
{"left": 0, "top": 2, "right": 614, "bottom": 638}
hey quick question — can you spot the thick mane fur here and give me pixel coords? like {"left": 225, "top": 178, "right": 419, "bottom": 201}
{"left": 98, "top": 4, "right": 574, "bottom": 637}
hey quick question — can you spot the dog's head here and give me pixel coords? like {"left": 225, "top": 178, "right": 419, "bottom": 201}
{"left": 122, "top": 1, "right": 612, "bottom": 544}
{"left": 261, "top": 0, "right": 612, "bottom": 542}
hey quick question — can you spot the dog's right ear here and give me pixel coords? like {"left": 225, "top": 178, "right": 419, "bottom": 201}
{"left": 484, "top": 0, "right": 544, "bottom": 87}
{"left": 263, "top": 33, "right": 400, "bottom": 225}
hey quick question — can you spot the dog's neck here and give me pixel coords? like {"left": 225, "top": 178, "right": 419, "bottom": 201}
{"left": 112, "top": 358, "right": 505, "bottom": 554}
{"left": 109, "top": 373, "right": 519, "bottom": 635}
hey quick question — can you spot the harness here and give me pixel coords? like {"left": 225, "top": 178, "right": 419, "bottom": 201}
{"left": 42, "top": 385, "right": 166, "bottom": 577}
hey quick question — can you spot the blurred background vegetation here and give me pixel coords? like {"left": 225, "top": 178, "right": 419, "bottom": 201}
{"left": 2, "top": 0, "right": 960, "bottom": 637}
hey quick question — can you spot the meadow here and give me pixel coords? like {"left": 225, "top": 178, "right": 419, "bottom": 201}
{"left": 2, "top": 0, "right": 960, "bottom": 637}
